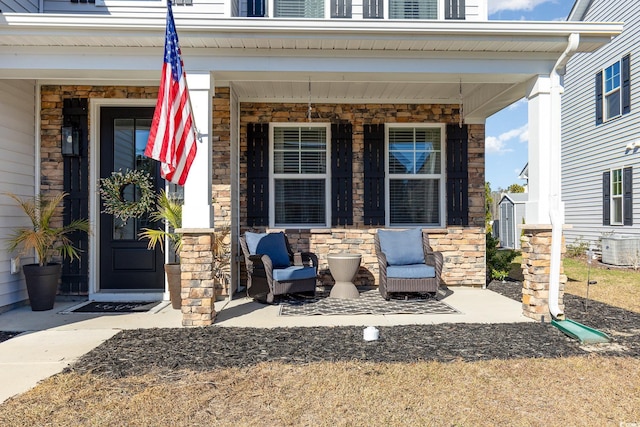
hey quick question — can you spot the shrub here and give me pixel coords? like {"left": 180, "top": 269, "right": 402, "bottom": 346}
{"left": 486, "top": 232, "right": 519, "bottom": 281}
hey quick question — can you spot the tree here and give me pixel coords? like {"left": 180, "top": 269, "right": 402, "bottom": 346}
{"left": 507, "top": 183, "right": 525, "bottom": 193}
{"left": 485, "top": 182, "right": 493, "bottom": 232}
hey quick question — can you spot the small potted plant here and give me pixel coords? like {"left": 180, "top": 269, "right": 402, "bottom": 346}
{"left": 138, "top": 189, "right": 183, "bottom": 309}
{"left": 5, "top": 192, "right": 90, "bottom": 311}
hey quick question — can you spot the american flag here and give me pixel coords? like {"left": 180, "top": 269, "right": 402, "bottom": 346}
{"left": 145, "top": 0, "right": 197, "bottom": 186}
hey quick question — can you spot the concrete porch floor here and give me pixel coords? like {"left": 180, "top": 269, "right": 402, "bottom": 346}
{"left": 0, "top": 286, "right": 530, "bottom": 403}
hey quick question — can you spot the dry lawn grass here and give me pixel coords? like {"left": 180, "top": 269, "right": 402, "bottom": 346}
{"left": 1, "top": 357, "right": 639, "bottom": 426}
{"left": 1, "top": 256, "right": 639, "bottom": 426}
{"left": 563, "top": 257, "right": 640, "bottom": 314}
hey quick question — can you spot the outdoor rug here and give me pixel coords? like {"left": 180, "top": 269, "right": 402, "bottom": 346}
{"left": 278, "top": 289, "right": 461, "bottom": 316}
{"left": 68, "top": 301, "right": 161, "bottom": 313}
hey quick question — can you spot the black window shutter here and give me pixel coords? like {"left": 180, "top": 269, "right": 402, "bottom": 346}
{"left": 624, "top": 166, "right": 633, "bottom": 226}
{"left": 445, "top": 0, "right": 465, "bottom": 19}
{"left": 595, "top": 71, "right": 603, "bottom": 125}
{"left": 247, "top": 0, "right": 265, "bottom": 17}
{"left": 446, "top": 124, "right": 468, "bottom": 226}
{"left": 622, "top": 54, "right": 631, "bottom": 115}
{"left": 247, "top": 123, "right": 269, "bottom": 227}
{"left": 363, "top": 124, "right": 385, "bottom": 225}
{"left": 331, "top": 123, "right": 353, "bottom": 226}
{"left": 603, "top": 171, "right": 611, "bottom": 226}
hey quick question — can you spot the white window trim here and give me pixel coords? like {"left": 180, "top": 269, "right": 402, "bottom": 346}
{"left": 610, "top": 167, "right": 624, "bottom": 226}
{"left": 268, "top": 122, "right": 332, "bottom": 228}
{"left": 384, "top": 123, "right": 446, "bottom": 228}
{"left": 96, "top": 0, "right": 163, "bottom": 6}
{"left": 603, "top": 58, "right": 622, "bottom": 122}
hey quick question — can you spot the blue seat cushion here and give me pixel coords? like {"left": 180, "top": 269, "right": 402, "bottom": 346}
{"left": 378, "top": 228, "right": 425, "bottom": 266}
{"left": 387, "top": 264, "right": 436, "bottom": 279}
{"left": 245, "top": 232, "right": 291, "bottom": 269}
{"left": 272, "top": 266, "right": 317, "bottom": 282}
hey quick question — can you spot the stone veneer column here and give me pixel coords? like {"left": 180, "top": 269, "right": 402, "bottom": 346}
{"left": 178, "top": 229, "right": 217, "bottom": 327}
{"left": 520, "top": 226, "right": 566, "bottom": 322}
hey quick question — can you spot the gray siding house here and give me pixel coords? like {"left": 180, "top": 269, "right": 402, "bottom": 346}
{"left": 562, "top": 0, "right": 638, "bottom": 254}
{"left": 0, "top": 0, "right": 621, "bottom": 316}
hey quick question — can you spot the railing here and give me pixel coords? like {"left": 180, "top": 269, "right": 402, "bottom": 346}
{"left": 240, "top": 0, "right": 465, "bottom": 19}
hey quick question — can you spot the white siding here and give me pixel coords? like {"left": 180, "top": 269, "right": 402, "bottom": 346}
{"left": 41, "top": 0, "right": 486, "bottom": 20}
{"left": 0, "top": 80, "right": 36, "bottom": 311}
{"left": 562, "top": 0, "right": 640, "bottom": 249}
{"left": 43, "top": 0, "right": 226, "bottom": 16}
{"left": 0, "top": 0, "right": 39, "bottom": 12}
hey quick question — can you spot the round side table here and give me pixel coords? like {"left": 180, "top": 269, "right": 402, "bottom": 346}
{"left": 327, "top": 253, "right": 362, "bottom": 299}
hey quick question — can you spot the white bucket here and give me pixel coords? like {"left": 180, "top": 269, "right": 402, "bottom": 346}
{"left": 363, "top": 326, "right": 379, "bottom": 341}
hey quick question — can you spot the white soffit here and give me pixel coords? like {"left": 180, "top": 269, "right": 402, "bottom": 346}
{"left": 0, "top": 15, "right": 623, "bottom": 54}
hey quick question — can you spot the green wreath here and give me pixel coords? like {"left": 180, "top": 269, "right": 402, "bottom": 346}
{"left": 99, "top": 169, "right": 155, "bottom": 222}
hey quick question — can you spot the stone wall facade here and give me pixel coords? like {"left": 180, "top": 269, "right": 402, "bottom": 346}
{"left": 520, "top": 226, "right": 567, "bottom": 322}
{"left": 39, "top": 85, "right": 488, "bottom": 300}
{"left": 180, "top": 231, "right": 217, "bottom": 326}
{"left": 222, "top": 99, "right": 487, "bottom": 288}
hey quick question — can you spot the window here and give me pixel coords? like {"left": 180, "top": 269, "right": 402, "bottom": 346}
{"left": 604, "top": 62, "right": 621, "bottom": 120}
{"left": 386, "top": 125, "right": 444, "bottom": 226}
{"left": 270, "top": 124, "right": 330, "bottom": 227}
{"left": 389, "top": 0, "right": 437, "bottom": 19}
{"left": 603, "top": 166, "right": 633, "bottom": 226}
{"left": 596, "top": 54, "right": 631, "bottom": 125}
{"left": 611, "top": 168, "right": 623, "bottom": 224}
{"left": 274, "top": 0, "right": 324, "bottom": 17}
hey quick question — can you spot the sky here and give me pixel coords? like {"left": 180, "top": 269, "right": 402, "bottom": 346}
{"left": 485, "top": 0, "right": 576, "bottom": 191}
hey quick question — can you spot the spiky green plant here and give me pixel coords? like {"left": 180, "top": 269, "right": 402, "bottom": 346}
{"left": 5, "top": 192, "right": 90, "bottom": 266}
{"left": 138, "top": 190, "right": 182, "bottom": 256}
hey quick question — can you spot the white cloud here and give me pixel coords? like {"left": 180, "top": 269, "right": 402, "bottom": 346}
{"left": 488, "top": 0, "right": 550, "bottom": 14}
{"left": 507, "top": 98, "right": 527, "bottom": 111}
{"left": 486, "top": 124, "right": 528, "bottom": 154}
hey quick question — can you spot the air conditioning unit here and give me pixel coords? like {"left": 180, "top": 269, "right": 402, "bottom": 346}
{"left": 601, "top": 236, "right": 640, "bottom": 266}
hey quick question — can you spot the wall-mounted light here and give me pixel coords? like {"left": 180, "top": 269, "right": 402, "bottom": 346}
{"left": 61, "top": 125, "right": 80, "bottom": 156}
{"left": 625, "top": 140, "right": 640, "bottom": 152}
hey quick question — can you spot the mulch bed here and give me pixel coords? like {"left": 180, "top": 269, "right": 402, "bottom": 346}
{"left": 67, "top": 281, "right": 640, "bottom": 378}
{"left": 0, "top": 331, "right": 20, "bottom": 344}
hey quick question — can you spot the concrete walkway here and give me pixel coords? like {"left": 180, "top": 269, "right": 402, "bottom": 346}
{"left": 0, "top": 287, "right": 530, "bottom": 404}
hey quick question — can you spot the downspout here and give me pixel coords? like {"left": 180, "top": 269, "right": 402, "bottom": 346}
{"left": 548, "top": 33, "right": 580, "bottom": 320}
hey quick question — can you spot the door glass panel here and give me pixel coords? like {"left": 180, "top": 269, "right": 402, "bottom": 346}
{"left": 112, "top": 118, "right": 155, "bottom": 240}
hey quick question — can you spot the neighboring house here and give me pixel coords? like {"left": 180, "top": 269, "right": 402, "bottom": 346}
{"left": 498, "top": 193, "right": 527, "bottom": 250}
{"left": 0, "top": 0, "right": 622, "bottom": 311}
{"left": 562, "top": 0, "right": 639, "bottom": 254}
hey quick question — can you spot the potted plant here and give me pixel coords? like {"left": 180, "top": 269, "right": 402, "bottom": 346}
{"left": 138, "top": 189, "right": 183, "bottom": 309}
{"left": 5, "top": 192, "right": 90, "bottom": 311}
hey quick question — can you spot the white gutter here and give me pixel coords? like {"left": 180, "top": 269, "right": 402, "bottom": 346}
{"left": 547, "top": 33, "right": 580, "bottom": 320}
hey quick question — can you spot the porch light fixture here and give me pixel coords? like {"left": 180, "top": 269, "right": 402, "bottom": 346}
{"left": 61, "top": 125, "right": 80, "bottom": 156}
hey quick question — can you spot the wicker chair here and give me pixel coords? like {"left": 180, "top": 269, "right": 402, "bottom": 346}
{"left": 240, "top": 231, "right": 318, "bottom": 303}
{"left": 374, "top": 228, "right": 444, "bottom": 300}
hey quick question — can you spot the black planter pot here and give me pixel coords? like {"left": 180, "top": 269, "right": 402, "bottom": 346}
{"left": 22, "top": 263, "right": 61, "bottom": 311}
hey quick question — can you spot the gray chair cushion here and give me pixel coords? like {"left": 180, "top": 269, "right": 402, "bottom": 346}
{"left": 272, "top": 266, "right": 318, "bottom": 282}
{"left": 387, "top": 264, "right": 436, "bottom": 279}
{"left": 377, "top": 228, "right": 424, "bottom": 266}
{"left": 245, "top": 231, "right": 291, "bottom": 269}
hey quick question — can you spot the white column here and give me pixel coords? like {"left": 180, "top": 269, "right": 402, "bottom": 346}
{"left": 183, "top": 72, "right": 213, "bottom": 228}
{"left": 526, "top": 74, "right": 564, "bottom": 225}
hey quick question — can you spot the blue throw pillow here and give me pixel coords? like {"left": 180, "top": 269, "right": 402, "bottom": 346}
{"left": 245, "top": 232, "right": 291, "bottom": 269}
{"left": 378, "top": 228, "right": 424, "bottom": 266}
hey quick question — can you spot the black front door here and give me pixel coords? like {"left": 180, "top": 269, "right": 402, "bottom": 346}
{"left": 99, "top": 107, "right": 164, "bottom": 291}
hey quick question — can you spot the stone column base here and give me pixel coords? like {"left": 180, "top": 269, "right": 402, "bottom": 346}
{"left": 520, "top": 225, "right": 566, "bottom": 322}
{"left": 178, "top": 228, "right": 217, "bottom": 327}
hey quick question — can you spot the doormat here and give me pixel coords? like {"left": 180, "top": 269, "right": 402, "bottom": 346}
{"left": 279, "top": 290, "right": 461, "bottom": 316}
{"left": 69, "top": 301, "right": 161, "bottom": 313}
